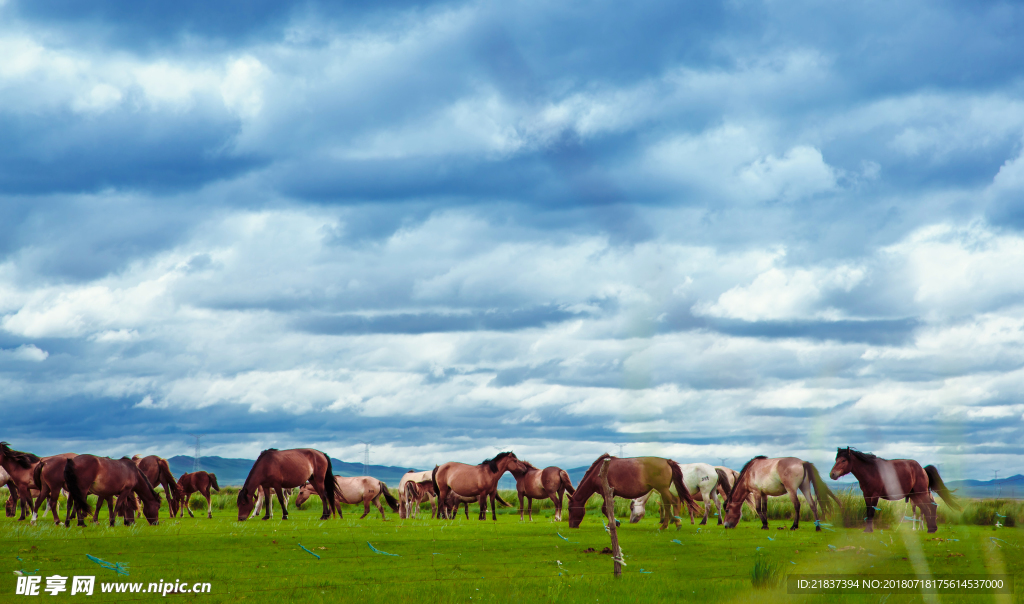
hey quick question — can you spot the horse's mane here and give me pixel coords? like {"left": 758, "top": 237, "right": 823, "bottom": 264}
{"left": 522, "top": 461, "right": 539, "bottom": 471}
{"left": 256, "top": 448, "right": 278, "bottom": 461}
{"left": 238, "top": 449, "right": 278, "bottom": 504}
{"left": 0, "top": 442, "right": 40, "bottom": 468}
{"left": 481, "top": 451, "right": 515, "bottom": 473}
{"left": 729, "top": 455, "right": 766, "bottom": 503}
{"left": 578, "top": 453, "right": 613, "bottom": 485}
{"left": 839, "top": 447, "right": 879, "bottom": 463}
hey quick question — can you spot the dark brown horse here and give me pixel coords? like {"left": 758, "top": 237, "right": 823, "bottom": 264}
{"left": 133, "top": 455, "right": 181, "bottom": 518}
{"left": 723, "top": 456, "right": 840, "bottom": 531}
{"left": 31, "top": 455, "right": 79, "bottom": 525}
{"left": 509, "top": 463, "right": 576, "bottom": 521}
{"left": 432, "top": 452, "right": 530, "bottom": 521}
{"left": 236, "top": 448, "right": 336, "bottom": 521}
{"left": 64, "top": 455, "right": 162, "bottom": 526}
{"left": 0, "top": 443, "right": 75, "bottom": 521}
{"left": 176, "top": 471, "right": 220, "bottom": 518}
{"left": 830, "top": 447, "right": 961, "bottom": 533}
{"left": 567, "top": 454, "right": 702, "bottom": 529}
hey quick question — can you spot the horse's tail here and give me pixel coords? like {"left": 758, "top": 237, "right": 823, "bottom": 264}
{"left": 208, "top": 473, "right": 220, "bottom": 492}
{"left": 431, "top": 466, "right": 440, "bottom": 497}
{"left": 559, "top": 469, "right": 576, "bottom": 495}
{"left": 714, "top": 467, "right": 732, "bottom": 499}
{"left": 32, "top": 460, "right": 45, "bottom": 490}
{"left": 668, "top": 460, "right": 702, "bottom": 516}
{"left": 379, "top": 482, "right": 399, "bottom": 512}
{"left": 322, "top": 454, "right": 337, "bottom": 517}
{"left": 157, "top": 459, "right": 181, "bottom": 501}
{"left": 803, "top": 462, "right": 840, "bottom": 514}
{"left": 924, "top": 465, "right": 962, "bottom": 511}
{"left": 63, "top": 457, "right": 91, "bottom": 515}
{"left": 494, "top": 490, "right": 514, "bottom": 508}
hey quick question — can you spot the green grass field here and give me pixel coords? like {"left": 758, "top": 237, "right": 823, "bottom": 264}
{"left": 1, "top": 490, "right": 1021, "bottom": 603}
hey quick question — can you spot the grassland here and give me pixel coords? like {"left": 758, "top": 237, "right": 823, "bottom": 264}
{"left": 1, "top": 489, "right": 1021, "bottom": 603}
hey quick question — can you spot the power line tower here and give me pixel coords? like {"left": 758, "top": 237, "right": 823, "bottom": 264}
{"left": 359, "top": 442, "right": 372, "bottom": 476}
{"left": 719, "top": 458, "right": 728, "bottom": 468}
{"left": 188, "top": 434, "right": 205, "bottom": 472}
{"left": 613, "top": 443, "right": 627, "bottom": 457}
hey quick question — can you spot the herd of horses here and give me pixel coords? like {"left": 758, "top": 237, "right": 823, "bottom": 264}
{"left": 0, "top": 442, "right": 963, "bottom": 534}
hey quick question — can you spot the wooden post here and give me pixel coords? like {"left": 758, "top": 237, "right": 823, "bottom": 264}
{"left": 599, "top": 459, "right": 622, "bottom": 577}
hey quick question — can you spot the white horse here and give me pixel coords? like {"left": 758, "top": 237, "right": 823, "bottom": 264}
{"left": 629, "top": 463, "right": 731, "bottom": 525}
{"left": 398, "top": 470, "right": 435, "bottom": 519}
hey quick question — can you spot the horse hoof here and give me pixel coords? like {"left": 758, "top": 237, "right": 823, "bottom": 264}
{"left": 863, "top": 528, "right": 873, "bottom": 533}
{"left": 761, "top": 526, "right": 769, "bottom": 530}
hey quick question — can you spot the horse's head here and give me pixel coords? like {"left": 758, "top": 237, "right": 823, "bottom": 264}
{"left": 628, "top": 498, "right": 647, "bottom": 523}
{"left": 723, "top": 456, "right": 763, "bottom": 528}
{"left": 567, "top": 491, "right": 587, "bottom": 528}
{"left": 236, "top": 487, "right": 256, "bottom": 521}
{"left": 294, "top": 484, "right": 314, "bottom": 509}
{"left": 830, "top": 447, "right": 853, "bottom": 480}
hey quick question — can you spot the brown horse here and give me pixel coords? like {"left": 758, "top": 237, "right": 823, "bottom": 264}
{"left": 567, "top": 454, "right": 702, "bottom": 529}
{"left": 30, "top": 455, "right": 79, "bottom": 525}
{"left": 176, "top": 471, "right": 220, "bottom": 518}
{"left": 64, "top": 455, "right": 162, "bottom": 526}
{"left": 133, "top": 456, "right": 181, "bottom": 518}
{"left": 435, "top": 486, "right": 513, "bottom": 519}
{"left": 723, "top": 456, "right": 840, "bottom": 531}
{"left": 432, "top": 452, "right": 530, "bottom": 521}
{"left": 509, "top": 463, "right": 576, "bottom": 521}
{"left": 398, "top": 470, "right": 436, "bottom": 519}
{"left": 236, "top": 448, "right": 336, "bottom": 521}
{"left": 294, "top": 476, "right": 399, "bottom": 520}
{"left": 829, "top": 447, "right": 961, "bottom": 533}
{"left": 0, "top": 442, "right": 42, "bottom": 520}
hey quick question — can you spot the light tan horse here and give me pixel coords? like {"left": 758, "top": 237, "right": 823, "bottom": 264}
{"left": 294, "top": 476, "right": 399, "bottom": 520}
{"left": 398, "top": 470, "right": 436, "bottom": 519}
{"left": 567, "top": 454, "right": 701, "bottom": 530}
{"left": 723, "top": 456, "right": 840, "bottom": 531}
{"left": 252, "top": 488, "right": 293, "bottom": 519}
{"left": 509, "top": 463, "right": 576, "bottom": 521}
{"left": 132, "top": 455, "right": 181, "bottom": 518}
{"left": 432, "top": 452, "right": 530, "bottom": 521}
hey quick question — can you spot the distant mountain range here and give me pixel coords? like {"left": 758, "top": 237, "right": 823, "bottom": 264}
{"left": 165, "top": 457, "right": 1023, "bottom": 499}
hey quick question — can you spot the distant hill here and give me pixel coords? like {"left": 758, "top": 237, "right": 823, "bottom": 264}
{"left": 167, "top": 456, "right": 421, "bottom": 486}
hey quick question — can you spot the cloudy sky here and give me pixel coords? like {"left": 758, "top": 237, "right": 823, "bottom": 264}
{"left": 1, "top": 0, "right": 1022, "bottom": 478}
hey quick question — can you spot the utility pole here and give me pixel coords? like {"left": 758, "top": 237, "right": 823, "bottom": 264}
{"left": 359, "top": 442, "right": 372, "bottom": 476}
{"left": 188, "top": 434, "right": 205, "bottom": 472}
{"left": 994, "top": 470, "right": 999, "bottom": 498}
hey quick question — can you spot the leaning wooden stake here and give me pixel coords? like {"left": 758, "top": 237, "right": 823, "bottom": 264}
{"left": 599, "top": 458, "right": 622, "bottom": 577}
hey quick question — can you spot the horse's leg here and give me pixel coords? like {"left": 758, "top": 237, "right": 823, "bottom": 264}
{"left": 16, "top": 483, "right": 32, "bottom": 520}
{"left": 528, "top": 497, "right": 534, "bottom": 521}
{"left": 712, "top": 489, "right": 723, "bottom": 526}
{"left": 798, "top": 476, "right": 820, "bottom": 531}
{"left": 655, "top": 488, "right": 673, "bottom": 530}
{"left": 757, "top": 493, "right": 769, "bottom": 530}
{"left": 184, "top": 492, "right": 195, "bottom": 518}
{"left": 359, "top": 493, "right": 371, "bottom": 520}
{"left": 788, "top": 487, "right": 802, "bottom": 530}
{"left": 31, "top": 483, "right": 49, "bottom": 524}
{"left": 554, "top": 488, "right": 563, "bottom": 522}
{"left": 374, "top": 495, "right": 386, "bottom": 521}
{"left": 105, "top": 496, "right": 117, "bottom": 527}
{"left": 913, "top": 492, "right": 938, "bottom": 533}
{"left": 518, "top": 491, "right": 525, "bottom": 521}
{"left": 275, "top": 487, "right": 288, "bottom": 520}
{"left": 699, "top": 486, "right": 711, "bottom": 525}
{"left": 491, "top": 491, "right": 498, "bottom": 521}
{"left": 477, "top": 493, "right": 487, "bottom": 521}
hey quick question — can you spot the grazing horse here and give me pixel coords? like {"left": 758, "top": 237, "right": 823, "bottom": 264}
{"left": 629, "top": 463, "right": 732, "bottom": 525}
{"left": 567, "top": 454, "right": 702, "bottom": 530}
{"left": 64, "top": 455, "right": 162, "bottom": 526}
{"left": 295, "top": 476, "right": 399, "bottom": 520}
{"left": 509, "top": 463, "right": 576, "bottom": 521}
{"left": 432, "top": 452, "right": 530, "bottom": 521}
{"left": 398, "top": 470, "right": 436, "bottom": 519}
{"left": 132, "top": 456, "right": 181, "bottom": 518}
{"left": 0, "top": 443, "right": 75, "bottom": 521}
{"left": 723, "top": 456, "right": 840, "bottom": 531}
{"left": 176, "top": 472, "right": 220, "bottom": 518}
{"left": 236, "top": 448, "right": 336, "bottom": 521}
{"left": 829, "top": 447, "right": 961, "bottom": 533}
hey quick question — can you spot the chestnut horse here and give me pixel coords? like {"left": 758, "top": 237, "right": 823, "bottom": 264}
{"left": 432, "top": 452, "right": 530, "bottom": 521}
{"left": 567, "top": 454, "right": 702, "bottom": 530}
{"left": 133, "top": 456, "right": 181, "bottom": 518}
{"left": 31, "top": 455, "right": 79, "bottom": 525}
{"left": 829, "top": 447, "right": 961, "bottom": 533}
{"left": 398, "top": 470, "right": 436, "bottom": 519}
{"left": 629, "top": 463, "right": 732, "bottom": 525}
{"left": 509, "top": 463, "right": 576, "bottom": 521}
{"left": 64, "top": 455, "right": 162, "bottom": 526}
{"left": 723, "top": 456, "right": 840, "bottom": 531}
{"left": 236, "top": 448, "right": 336, "bottom": 521}
{"left": 294, "top": 476, "right": 399, "bottom": 520}
{"left": 176, "top": 471, "right": 220, "bottom": 518}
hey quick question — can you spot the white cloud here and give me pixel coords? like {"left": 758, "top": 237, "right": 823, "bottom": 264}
{"left": 0, "top": 344, "right": 48, "bottom": 362}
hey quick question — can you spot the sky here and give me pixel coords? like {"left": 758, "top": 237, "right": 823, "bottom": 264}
{"left": 1, "top": 0, "right": 1023, "bottom": 479}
